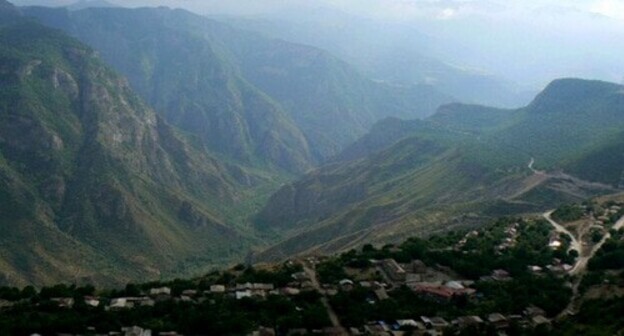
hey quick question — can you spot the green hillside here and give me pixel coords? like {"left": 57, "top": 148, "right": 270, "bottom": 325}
{"left": 0, "top": 16, "right": 273, "bottom": 286}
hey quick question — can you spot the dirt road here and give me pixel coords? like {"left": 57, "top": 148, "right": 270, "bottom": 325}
{"left": 303, "top": 264, "right": 346, "bottom": 334}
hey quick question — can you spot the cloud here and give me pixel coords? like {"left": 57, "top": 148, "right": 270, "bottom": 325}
{"left": 590, "top": 0, "right": 624, "bottom": 20}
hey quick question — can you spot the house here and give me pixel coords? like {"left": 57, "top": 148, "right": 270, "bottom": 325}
{"left": 524, "top": 306, "right": 546, "bottom": 317}
{"left": 409, "top": 284, "right": 454, "bottom": 302}
{"left": 531, "top": 315, "right": 551, "bottom": 327}
{"left": 411, "top": 260, "right": 427, "bottom": 274}
{"left": 149, "top": 287, "right": 171, "bottom": 297}
{"left": 322, "top": 327, "right": 347, "bottom": 335}
{"left": 0, "top": 300, "right": 13, "bottom": 309}
{"left": 364, "top": 323, "right": 390, "bottom": 335}
{"left": 235, "top": 290, "right": 252, "bottom": 300}
{"left": 349, "top": 327, "right": 363, "bottom": 335}
{"left": 528, "top": 265, "right": 543, "bottom": 273}
{"left": 507, "top": 314, "right": 529, "bottom": 328}
{"left": 179, "top": 295, "right": 194, "bottom": 302}
{"left": 291, "top": 272, "right": 310, "bottom": 281}
{"left": 251, "top": 326, "right": 276, "bottom": 336}
{"left": 253, "top": 283, "right": 275, "bottom": 291}
{"left": 487, "top": 313, "right": 509, "bottom": 329}
{"left": 405, "top": 273, "right": 422, "bottom": 284}
{"left": 281, "top": 287, "right": 301, "bottom": 296}
{"left": 491, "top": 269, "right": 512, "bottom": 281}
{"left": 397, "top": 319, "right": 419, "bottom": 328}
{"left": 374, "top": 288, "right": 390, "bottom": 301}
{"left": 182, "top": 289, "right": 198, "bottom": 297}
{"left": 109, "top": 297, "right": 155, "bottom": 310}
{"left": 421, "top": 316, "right": 449, "bottom": 330}
{"left": 324, "top": 288, "right": 338, "bottom": 296}
{"left": 301, "top": 280, "right": 314, "bottom": 289}
{"left": 444, "top": 281, "right": 465, "bottom": 290}
{"left": 236, "top": 283, "right": 253, "bottom": 291}
{"left": 121, "top": 326, "right": 152, "bottom": 336}
{"left": 453, "top": 316, "right": 484, "bottom": 329}
{"left": 51, "top": 297, "right": 74, "bottom": 308}
{"left": 137, "top": 297, "right": 155, "bottom": 307}
{"left": 84, "top": 296, "right": 100, "bottom": 307}
{"left": 209, "top": 285, "right": 226, "bottom": 293}
{"left": 109, "top": 298, "right": 130, "bottom": 310}
{"left": 339, "top": 279, "right": 354, "bottom": 291}
{"left": 381, "top": 259, "right": 407, "bottom": 282}
{"left": 339, "top": 279, "right": 354, "bottom": 286}
{"left": 549, "top": 239, "right": 562, "bottom": 249}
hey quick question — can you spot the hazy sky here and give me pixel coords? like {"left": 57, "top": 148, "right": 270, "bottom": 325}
{"left": 11, "top": 0, "right": 624, "bottom": 21}
{"left": 12, "top": 0, "right": 624, "bottom": 86}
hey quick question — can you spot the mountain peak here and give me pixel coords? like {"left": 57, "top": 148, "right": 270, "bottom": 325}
{"left": 68, "top": 0, "right": 117, "bottom": 10}
{"left": 0, "top": 0, "right": 19, "bottom": 18}
{"left": 0, "top": 0, "right": 14, "bottom": 8}
{"left": 528, "top": 78, "right": 623, "bottom": 112}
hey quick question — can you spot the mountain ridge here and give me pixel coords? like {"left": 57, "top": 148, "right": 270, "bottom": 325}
{"left": 24, "top": 5, "right": 454, "bottom": 163}
{"left": 0, "top": 18, "right": 268, "bottom": 286}
{"left": 255, "top": 78, "right": 624, "bottom": 260}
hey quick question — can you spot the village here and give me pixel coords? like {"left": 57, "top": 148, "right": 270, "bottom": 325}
{"left": 6, "top": 200, "right": 623, "bottom": 336}
{"left": 24, "top": 255, "right": 555, "bottom": 336}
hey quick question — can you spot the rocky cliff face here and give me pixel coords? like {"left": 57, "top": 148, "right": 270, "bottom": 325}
{"left": 0, "top": 21, "right": 260, "bottom": 286}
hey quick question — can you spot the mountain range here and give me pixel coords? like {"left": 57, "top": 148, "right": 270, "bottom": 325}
{"left": 224, "top": 10, "right": 535, "bottom": 108}
{"left": 254, "top": 79, "right": 624, "bottom": 260}
{"left": 0, "top": 0, "right": 623, "bottom": 286}
{"left": 0, "top": 3, "right": 273, "bottom": 286}
{"left": 24, "top": 5, "right": 453, "bottom": 164}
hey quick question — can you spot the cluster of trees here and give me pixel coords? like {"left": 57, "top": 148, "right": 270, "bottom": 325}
{"left": 552, "top": 204, "right": 584, "bottom": 223}
{"left": 589, "top": 231, "right": 624, "bottom": 270}
{"left": 556, "top": 298, "right": 624, "bottom": 335}
{"left": 0, "top": 293, "right": 330, "bottom": 335}
{"left": 0, "top": 263, "right": 328, "bottom": 335}
{"left": 581, "top": 228, "right": 624, "bottom": 292}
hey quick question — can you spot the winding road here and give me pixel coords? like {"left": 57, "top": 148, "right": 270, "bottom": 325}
{"left": 545, "top": 210, "right": 624, "bottom": 317}
{"left": 528, "top": 157, "right": 545, "bottom": 175}
{"left": 543, "top": 211, "right": 581, "bottom": 256}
